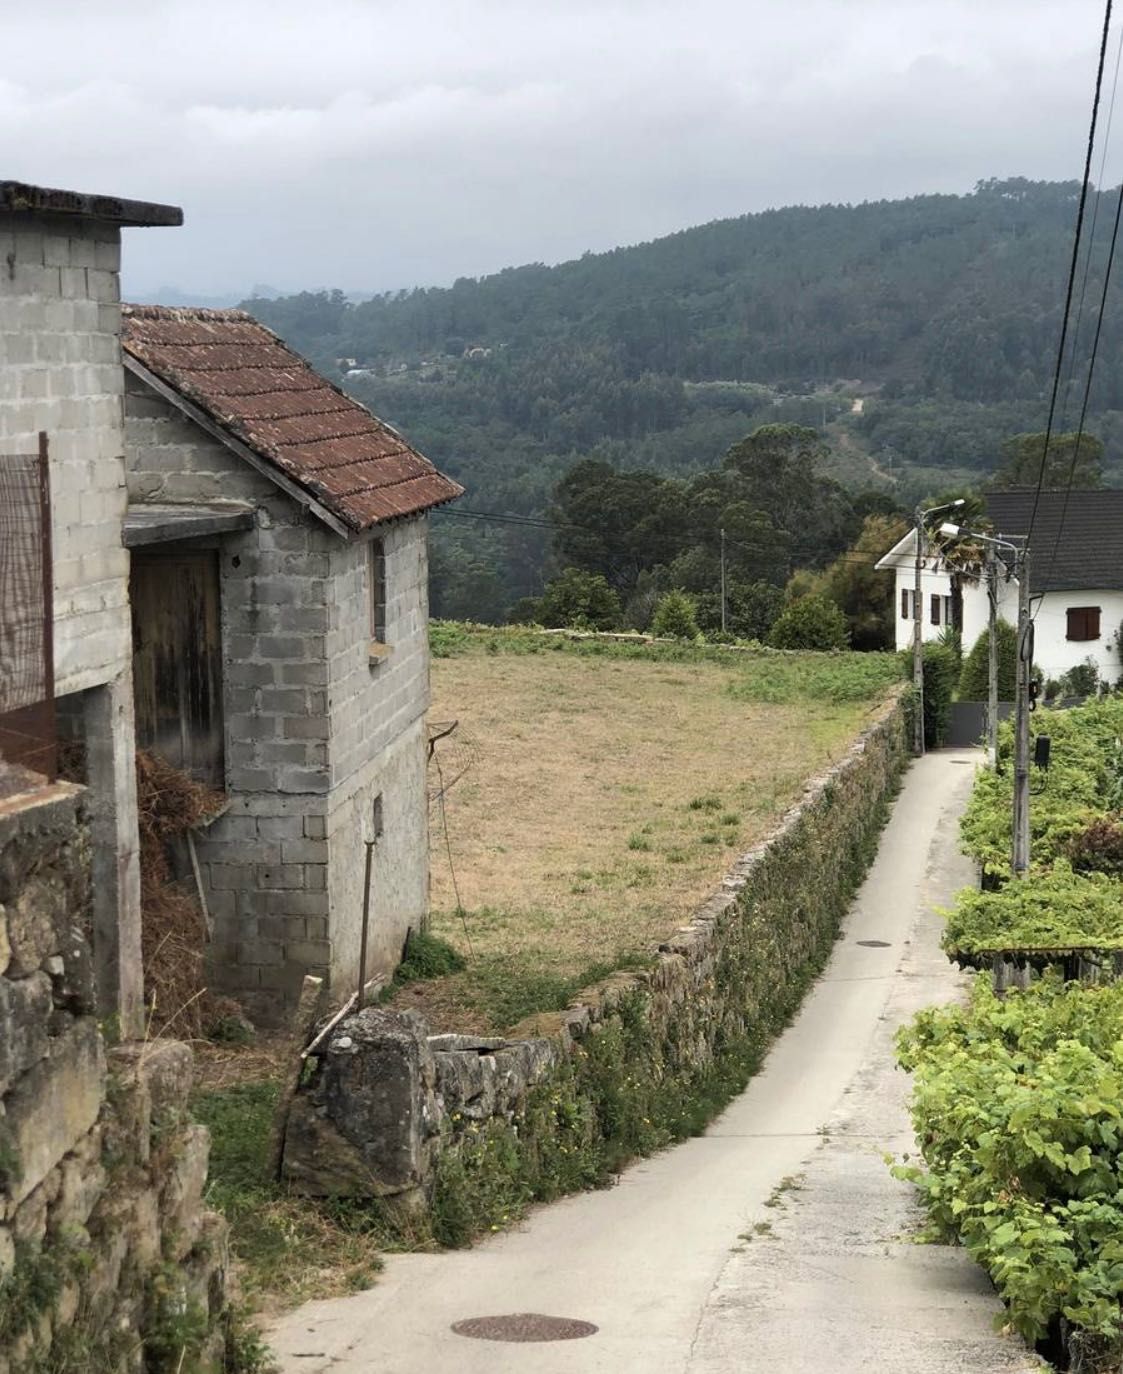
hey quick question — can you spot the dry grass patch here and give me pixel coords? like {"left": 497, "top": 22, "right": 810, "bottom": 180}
{"left": 396, "top": 638, "right": 893, "bottom": 1031}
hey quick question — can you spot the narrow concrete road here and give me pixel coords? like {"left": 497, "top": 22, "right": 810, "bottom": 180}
{"left": 268, "top": 752, "right": 1039, "bottom": 1373}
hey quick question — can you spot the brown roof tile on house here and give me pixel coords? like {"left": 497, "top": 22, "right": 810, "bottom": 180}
{"left": 121, "top": 305, "right": 463, "bottom": 533}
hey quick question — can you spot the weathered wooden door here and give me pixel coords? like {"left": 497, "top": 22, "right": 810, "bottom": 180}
{"left": 131, "top": 551, "right": 224, "bottom": 786}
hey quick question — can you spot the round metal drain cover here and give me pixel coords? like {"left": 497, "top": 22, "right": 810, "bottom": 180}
{"left": 856, "top": 939, "right": 891, "bottom": 947}
{"left": 452, "top": 1314, "right": 598, "bottom": 1343}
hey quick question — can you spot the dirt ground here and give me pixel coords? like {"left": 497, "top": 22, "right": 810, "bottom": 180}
{"left": 399, "top": 650, "right": 877, "bottom": 1031}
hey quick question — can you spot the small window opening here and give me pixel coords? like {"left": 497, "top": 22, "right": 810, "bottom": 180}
{"left": 369, "top": 540, "right": 386, "bottom": 641}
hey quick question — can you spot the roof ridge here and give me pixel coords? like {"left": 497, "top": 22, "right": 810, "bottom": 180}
{"left": 123, "top": 303, "right": 255, "bottom": 323}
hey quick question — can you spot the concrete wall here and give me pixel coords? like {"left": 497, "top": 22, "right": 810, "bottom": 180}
{"left": 0, "top": 210, "right": 144, "bottom": 1036}
{"left": 125, "top": 378, "right": 431, "bottom": 1021}
{"left": 0, "top": 784, "right": 228, "bottom": 1372}
{"left": 0, "top": 213, "right": 129, "bottom": 697}
{"left": 324, "top": 520, "right": 431, "bottom": 994}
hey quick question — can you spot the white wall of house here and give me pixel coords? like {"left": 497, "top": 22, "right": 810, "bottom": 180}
{"left": 1033, "top": 591, "right": 1123, "bottom": 685}
{"left": 886, "top": 559, "right": 1123, "bottom": 688}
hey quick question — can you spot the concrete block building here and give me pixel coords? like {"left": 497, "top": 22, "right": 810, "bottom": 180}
{"left": 0, "top": 180, "right": 181, "bottom": 1035}
{"left": 120, "top": 306, "right": 462, "bottom": 1022}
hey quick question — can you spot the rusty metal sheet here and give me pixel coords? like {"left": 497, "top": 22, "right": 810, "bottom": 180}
{"left": 122, "top": 305, "right": 462, "bottom": 532}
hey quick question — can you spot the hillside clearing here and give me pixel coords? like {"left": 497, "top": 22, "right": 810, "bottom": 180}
{"left": 391, "top": 629, "right": 900, "bottom": 1032}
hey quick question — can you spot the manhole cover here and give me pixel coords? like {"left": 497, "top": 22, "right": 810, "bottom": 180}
{"left": 856, "top": 939, "right": 891, "bottom": 947}
{"left": 451, "top": 1314, "right": 598, "bottom": 1343}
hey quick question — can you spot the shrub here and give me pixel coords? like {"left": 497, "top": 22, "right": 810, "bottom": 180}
{"left": 766, "top": 595, "right": 848, "bottom": 651}
{"left": 537, "top": 569, "right": 622, "bottom": 631}
{"left": 957, "top": 619, "right": 1016, "bottom": 701}
{"left": 1067, "top": 815, "right": 1123, "bottom": 876}
{"left": 940, "top": 860, "right": 1123, "bottom": 966}
{"left": 897, "top": 977, "right": 1123, "bottom": 1352}
{"left": 901, "top": 641, "right": 958, "bottom": 748}
{"left": 651, "top": 590, "right": 700, "bottom": 640}
{"left": 1060, "top": 657, "right": 1101, "bottom": 699}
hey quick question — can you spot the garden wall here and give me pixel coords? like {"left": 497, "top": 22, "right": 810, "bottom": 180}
{"left": 0, "top": 784, "right": 229, "bottom": 1373}
{"left": 282, "top": 690, "right": 909, "bottom": 1235}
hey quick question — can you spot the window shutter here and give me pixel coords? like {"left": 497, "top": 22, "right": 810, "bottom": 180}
{"left": 930, "top": 594, "right": 940, "bottom": 626}
{"left": 1066, "top": 607, "right": 1102, "bottom": 642}
{"left": 901, "top": 589, "right": 909, "bottom": 620}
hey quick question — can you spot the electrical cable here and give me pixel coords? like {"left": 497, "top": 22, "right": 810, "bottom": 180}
{"left": 1026, "top": 0, "right": 1115, "bottom": 550}
{"left": 1034, "top": 174, "right": 1123, "bottom": 619}
{"left": 1057, "top": 20, "right": 1123, "bottom": 435}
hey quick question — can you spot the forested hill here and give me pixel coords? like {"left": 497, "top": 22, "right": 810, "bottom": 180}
{"left": 244, "top": 178, "right": 1123, "bottom": 618}
{"left": 256, "top": 178, "right": 1089, "bottom": 390}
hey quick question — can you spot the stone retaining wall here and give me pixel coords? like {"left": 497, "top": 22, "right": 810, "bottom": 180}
{"left": 0, "top": 785, "right": 228, "bottom": 1373}
{"left": 282, "top": 690, "right": 909, "bottom": 1226}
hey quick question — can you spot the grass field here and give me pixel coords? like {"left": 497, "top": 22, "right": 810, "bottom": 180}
{"left": 390, "top": 625, "right": 901, "bottom": 1032}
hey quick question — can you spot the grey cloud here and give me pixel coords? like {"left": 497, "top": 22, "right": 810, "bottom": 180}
{"left": 0, "top": 0, "right": 1110, "bottom": 296}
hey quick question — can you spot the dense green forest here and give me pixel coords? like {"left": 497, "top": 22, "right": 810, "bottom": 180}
{"left": 244, "top": 178, "right": 1123, "bottom": 619}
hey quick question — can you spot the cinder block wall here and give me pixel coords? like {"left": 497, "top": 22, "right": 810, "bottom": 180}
{"left": 126, "top": 380, "right": 431, "bottom": 1022}
{"left": 325, "top": 519, "right": 431, "bottom": 994}
{"left": 0, "top": 213, "right": 130, "bottom": 696}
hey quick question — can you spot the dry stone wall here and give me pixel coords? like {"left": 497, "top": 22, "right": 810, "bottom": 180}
{"left": 0, "top": 785, "right": 228, "bottom": 1374}
{"left": 282, "top": 690, "right": 909, "bottom": 1228}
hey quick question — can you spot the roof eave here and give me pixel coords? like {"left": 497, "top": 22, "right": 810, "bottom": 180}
{"left": 0, "top": 180, "right": 182, "bottom": 227}
{"left": 124, "top": 355, "right": 354, "bottom": 540}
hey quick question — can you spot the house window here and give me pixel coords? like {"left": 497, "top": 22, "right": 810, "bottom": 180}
{"left": 943, "top": 595, "right": 954, "bottom": 629}
{"left": 930, "top": 594, "right": 941, "bottom": 627}
{"left": 901, "top": 589, "right": 909, "bottom": 620}
{"left": 1066, "top": 606, "right": 1101, "bottom": 642}
{"left": 368, "top": 540, "right": 387, "bottom": 653}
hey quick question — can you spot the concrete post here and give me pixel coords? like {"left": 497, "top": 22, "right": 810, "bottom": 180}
{"left": 84, "top": 672, "right": 144, "bottom": 1038}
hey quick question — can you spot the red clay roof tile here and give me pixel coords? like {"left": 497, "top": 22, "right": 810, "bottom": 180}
{"left": 121, "top": 305, "right": 462, "bottom": 532}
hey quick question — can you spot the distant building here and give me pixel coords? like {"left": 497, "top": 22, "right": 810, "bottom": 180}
{"left": 121, "top": 305, "right": 463, "bottom": 1022}
{"left": 876, "top": 489, "right": 1123, "bottom": 686}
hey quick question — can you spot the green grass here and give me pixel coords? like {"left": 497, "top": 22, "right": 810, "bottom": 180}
{"left": 191, "top": 1081, "right": 386, "bottom": 1310}
{"left": 430, "top": 620, "right": 905, "bottom": 706}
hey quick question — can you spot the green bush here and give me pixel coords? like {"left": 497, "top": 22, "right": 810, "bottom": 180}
{"left": 960, "top": 699, "right": 1123, "bottom": 874}
{"left": 766, "top": 595, "right": 849, "bottom": 651}
{"left": 941, "top": 861, "right": 1123, "bottom": 966}
{"left": 897, "top": 977, "right": 1123, "bottom": 1354}
{"left": 537, "top": 568, "right": 622, "bottom": 631}
{"left": 651, "top": 589, "right": 700, "bottom": 640}
{"left": 901, "top": 641, "right": 958, "bottom": 748}
{"left": 957, "top": 620, "right": 1016, "bottom": 701}
{"left": 1061, "top": 657, "right": 1101, "bottom": 699}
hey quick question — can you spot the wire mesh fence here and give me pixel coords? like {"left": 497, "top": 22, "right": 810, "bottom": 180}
{"left": 0, "top": 435, "right": 56, "bottom": 795}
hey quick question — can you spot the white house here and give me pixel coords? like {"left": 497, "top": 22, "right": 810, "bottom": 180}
{"left": 876, "top": 489, "right": 1123, "bottom": 688}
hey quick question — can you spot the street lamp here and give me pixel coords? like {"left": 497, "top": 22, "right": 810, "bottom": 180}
{"left": 912, "top": 498, "right": 965, "bottom": 755}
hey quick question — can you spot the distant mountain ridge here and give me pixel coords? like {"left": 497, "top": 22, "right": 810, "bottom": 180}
{"left": 242, "top": 178, "right": 1123, "bottom": 616}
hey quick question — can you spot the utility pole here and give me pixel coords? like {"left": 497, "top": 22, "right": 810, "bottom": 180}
{"left": 1012, "top": 546, "right": 1032, "bottom": 878}
{"left": 986, "top": 545, "right": 999, "bottom": 767}
{"left": 719, "top": 528, "right": 727, "bottom": 636}
{"left": 913, "top": 504, "right": 925, "bottom": 756}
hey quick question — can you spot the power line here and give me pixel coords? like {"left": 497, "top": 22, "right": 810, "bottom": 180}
{"left": 1035, "top": 177, "right": 1123, "bottom": 615}
{"left": 1058, "top": 21, "right": 1123, "bottom": 434}
{"left": 1026, "top": 0, "right": 1115, "bottom": 550}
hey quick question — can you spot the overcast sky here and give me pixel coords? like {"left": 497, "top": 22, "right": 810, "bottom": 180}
{"left": 2, "top": 0, "right": 1114, "bottom": 298}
